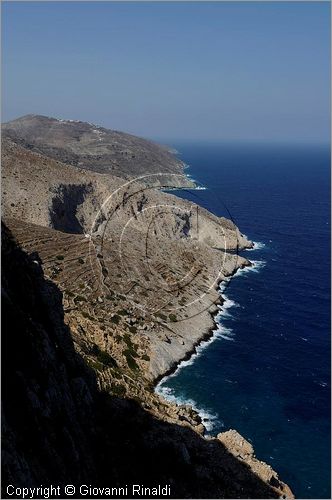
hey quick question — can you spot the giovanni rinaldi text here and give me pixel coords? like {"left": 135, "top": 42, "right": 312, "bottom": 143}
{"left": 6, "top": 484, "right": 172, "bottom": 498}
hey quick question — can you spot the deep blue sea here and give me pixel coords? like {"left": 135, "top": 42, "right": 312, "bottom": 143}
{"left": 156, "top": 143, "right": 331, "bottom": 499}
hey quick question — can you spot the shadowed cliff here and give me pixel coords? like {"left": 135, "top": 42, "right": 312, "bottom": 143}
{"left": 1, "top": 223, "right": 292, "bottom": 499}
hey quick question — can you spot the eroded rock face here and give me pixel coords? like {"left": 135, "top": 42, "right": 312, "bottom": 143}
{"left": 2, "top": 224, "right": 294, "bottom": 499}
{"left": 1, "top": 117, "right": 293, "bottom": 498}
{"left": 217, "top": 430, "right": 294, "bottom": 498}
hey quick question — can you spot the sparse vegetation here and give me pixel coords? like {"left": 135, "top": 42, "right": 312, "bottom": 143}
{"left": 74, "top": 295, "right": 87, "bottom": 303}
{"left": 112, "top": 383, "right": 126, "bottom": 396}
{"left": 123, "top": 350, "right": 139, "bottom": 371}
{"left": 91, "top": 344, "right": 117, "bottom": 368}
{"left": 111, "top": 368, "right": 122, "bottom": 379}
{"left": 82, "top": 311, "right": 94, "bottom": 321}
{"left": 86, "top": 358, "right": 104, "bottom": 372}
{"left": 123, "top": 334, "right": 139, "bottom": 358}
{"left": 110, "top": 314, "right": 120, "bottom": 324}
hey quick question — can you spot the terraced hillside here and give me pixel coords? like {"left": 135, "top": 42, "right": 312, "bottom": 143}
{"left": 2, "top": 137, "right": 253, "bottom": 379}
{"left": 1, "top": 119, "right": 293, "bottom": 499}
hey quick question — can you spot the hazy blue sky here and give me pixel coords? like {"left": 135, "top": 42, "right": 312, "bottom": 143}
{"left": 2, "top": 1, "right": 330, "bottom": 143}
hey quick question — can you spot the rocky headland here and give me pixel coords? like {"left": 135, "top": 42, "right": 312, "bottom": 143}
{"left": 2, "top": 115, "right": 294, "bottom": 498}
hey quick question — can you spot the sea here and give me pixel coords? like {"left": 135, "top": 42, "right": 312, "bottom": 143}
{"left": 156, "top": 142, "right": 331, "bottom": 499}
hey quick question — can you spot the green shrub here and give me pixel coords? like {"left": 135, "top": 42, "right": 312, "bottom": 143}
{"left": 169, "top": 313, "right": 177, "bottom": 322}
{"left": 112, "top": 384, "right": 126, "bottom": 396}
{"left": 123, "top": 350, "right": 139, "bottom": 371}
{"left": 86, "top": 358, "right": 104, "bottom": 372}
{"left": 74, "top": 295, "right": 87, "bottom": 303}
{"left": 56, "top": 255, "right": 64, "bottom": 260}
{"left": 123, "top": 334, "right": 138, "bottom": 357}
{"left": 91, "top": 344, "right": 117, "bottom": 368}
{"left": 78, "top": 258, "right": 84, "bottom": 264}
{"left": 110, "top": 315, "right": 120, "bottom": 324}
{"left": 111, "top": 369, "right": 122, "bottom": 379}
{"left": 141, "top": 354, "right": 150, "bottom": 362}
{"left": 97, "top": 350, "right": 117, "bottom": 368}
{"left": 82, "top": 311, "right": 94, "bottom": 321}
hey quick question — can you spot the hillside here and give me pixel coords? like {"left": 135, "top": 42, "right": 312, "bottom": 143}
{"left": 2, "top": 114, "right": 194, "bottom": 187}
{"left": 2, "top": 223, "right": 292, "bottom": 498}
{"left": 1, "top": 117, "right": 293, "bottom": 498}
{"left": 2, "top": 137, "right": 252, "bottom": 381}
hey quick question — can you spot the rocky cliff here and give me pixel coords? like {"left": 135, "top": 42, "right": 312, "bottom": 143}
{"left": 1, "top": 116, "right": 294, "bottom": 498}
{"left": 2, "top": 224, "right": 293, "bottom": 499}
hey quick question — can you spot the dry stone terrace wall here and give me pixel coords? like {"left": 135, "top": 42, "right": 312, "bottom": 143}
{"left": 1, "top": 118, "right": 294, "bottom": 498}
{"left": 2, "top": 220, "right": 294, "bottom": 499}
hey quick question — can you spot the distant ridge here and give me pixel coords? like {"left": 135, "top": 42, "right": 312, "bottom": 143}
{"left": 2, "top": 114, "right": 193, "bottom": 187}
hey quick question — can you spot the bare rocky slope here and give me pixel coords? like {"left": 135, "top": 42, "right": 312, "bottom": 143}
{"left": 1, "top": 117, "right": 294, "bottom": 498}
{"left": 2, "top": 115, "right": 194, "bottom": 187}
{"left": 2, "top": 223, "right": 292, "bottom": 499}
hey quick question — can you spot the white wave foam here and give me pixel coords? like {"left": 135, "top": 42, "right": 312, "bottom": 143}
{"left": 219, "top": 277, "right": 230, "bottom": 293}
{"left": 155, "top": 251, "right": 266, "bottom": 432}
{"left": 185, "top": 173, "right": 207, "bottom": 190}
{"left": 246, "top": 241, "right": 266, "bottom": 251}
{"left": 216, "top": 297, "right": 239, "bottom": 318}
{"left": 155, "top": 385, "right": 220, "bottom": 432}
{"left": 235, "top": 260, "right": 266, "bottom": 276}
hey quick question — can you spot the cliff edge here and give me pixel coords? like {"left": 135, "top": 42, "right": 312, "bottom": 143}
{"left": 1, "top": 116, "right": 294, "bottom": 498}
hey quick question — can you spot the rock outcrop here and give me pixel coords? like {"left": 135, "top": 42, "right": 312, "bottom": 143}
{"left": 2, "top": 224, "right": 293, "bottom": 499}
{"left": 1, "top": 116, "right": 294, "bottom": 498}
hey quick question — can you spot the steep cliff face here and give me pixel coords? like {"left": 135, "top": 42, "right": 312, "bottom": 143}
{"left": 2, "top": 223, "right": 100, "bottom": 488}
{"left": 2, "top": 224, "right": 293, "bottom": 499}
{"left": 2, "top": 116, "right": 294, "bottom": 498}
{"left": 2, "top": 139, "right": 253, "bottom": 382}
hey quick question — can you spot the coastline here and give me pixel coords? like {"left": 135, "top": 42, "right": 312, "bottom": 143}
{"left": 154, "top": 253, "right": 265, "bottom": 434}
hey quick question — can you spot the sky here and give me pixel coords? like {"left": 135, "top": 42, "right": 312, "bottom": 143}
{"left": 2, "top": 1, "right": 331, "bottom": 143}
